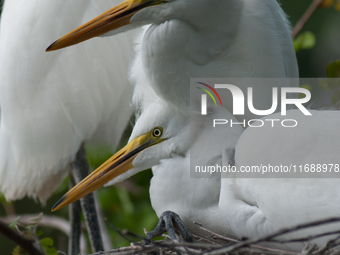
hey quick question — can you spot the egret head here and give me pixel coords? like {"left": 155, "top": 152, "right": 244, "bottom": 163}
{"left": 52, "top": 101, "right": 189, "bottom": 211}
{"left": 46, "top": 0, "right": 240, "bottom": 51}
{"left": 46, "top": 0, "right": 173, "bottom": 51}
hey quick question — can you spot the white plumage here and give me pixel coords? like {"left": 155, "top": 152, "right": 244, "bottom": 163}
{"left": 130, "top": 0, "right": 299, "bottom": 116}
{"left": 45, "top": 0, "right": 299, "bottom": 118}
{"left": 54, "top": 97, "right": 340, "bottom": 251}
{"left": 0, "top": 0, "right": 134, "bottom": 202}
{"left": 133, "top": 104, "right": 340, "bottom": 251}
{"left": 5, "top": 0, "right": 338, "bottom": 252}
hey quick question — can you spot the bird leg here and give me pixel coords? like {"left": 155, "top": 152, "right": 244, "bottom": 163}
{"left": 68, "top": 175, "right": 82, "bottom": 255}
{"left": 72, "top": 144, "right": 104, "bottom": 252}
{"left": 144, "top": 211, "right": 194, "bottom": 245}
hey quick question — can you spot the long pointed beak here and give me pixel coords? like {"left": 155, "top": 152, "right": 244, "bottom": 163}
{"left": 52, "top": 132, "right": 164, "bottom": 211}
{"left": 46, "top": 0, "right": 162, "bottom": 51}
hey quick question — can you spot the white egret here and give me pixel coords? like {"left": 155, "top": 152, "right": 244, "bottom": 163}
{"left": 52, "top": 98, "right": 340, "bottom": 251}
{"left": 43, "top": 0, "right": 309, "bottom": 250}
{"left": 0, "top": 0, "right": 134, "bottom": 252}
{"left": 47, "top": 0, "right": 299, "bottom": 119}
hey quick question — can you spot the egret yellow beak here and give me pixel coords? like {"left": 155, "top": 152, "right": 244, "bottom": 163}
{"left": 46, "top": 0, "right": 163, "bottom": 51}
{"left": 52, "top": 129, "right": 165, "bottom": 212}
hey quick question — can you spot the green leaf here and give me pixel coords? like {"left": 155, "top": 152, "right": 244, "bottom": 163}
{"left": 29, "top": 212, "right": 43, "bottom": 224}
{"left": 0, "top": 193, "right": 8, "bottom": 203}
{"left": 326, "top": 61, "right": 340, "bottom": 78}
{"left": 294, "top": 32, "right": 316, "bottom": 52}
{"left": 44, "top": 247, "right": 58, "bottom": 255}
{"left": 41, "top": 238, "right": 58, "bottom": 255}
{"left": 9, "top": 217, "right": 21, "bottom": 228}
{"left": 40, "top": 237, "right": 53, "bottom": 246}
{"left": 36, "top": 230, "right": 43, "bottom": 236}
{"left": 12, "top": 246, "right": 26, "bottom": 255}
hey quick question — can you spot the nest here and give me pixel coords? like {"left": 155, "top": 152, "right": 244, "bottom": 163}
{"left": 98, "top": 217, "right": 340, "bottom": 255}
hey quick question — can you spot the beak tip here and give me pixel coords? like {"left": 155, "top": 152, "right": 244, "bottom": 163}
{"left": 46, "top": 40, "right": 58, "bottom": 52}
{"left": 51, "top": 195, "right": 66, "bottom": 211}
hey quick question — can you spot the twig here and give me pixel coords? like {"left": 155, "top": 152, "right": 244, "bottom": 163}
{"left": 104, "top": 218, "right": 144, "bottom": 244}
{"left": 1, "top": 214, "right": 71, "bottom": 236}
{"left": 302, "top": 243, "right": 319, "bottom": 255}
{"left": 191, "top": 233, "right": 225, "bottom": 246}
{"left": 105, "top": 220, "right": 221, "bottom": 255}
{"left": 106, "top": 219, "right": 197, "bottom": 254}
{"left": 92, "top": 242, "right": 225, "bottom": 255}
{"left": 292, "top": 0, "right": 324, "bottom": 38}
{"left": 91, "top": 245, "right": 158, "bottom": 255}
{"left": 312, "top": 235, "right": 340, "bottom": 254}
{"left": 195, "top": 222, "right": 299, "bottom": 254}
{"left": 1, "top": 214, "right": 87, "bottom": 253}
{"left": 202, "top": 217, "right": 340, "bottom": 255}
{"left": 0, "top": 219, "right": 45, "bottom": 255}
{"left": 194, "top": 221, "right": 239, "bottom": 243}
{"left": 99, "top": 217, "right": 340, "bottom": 255}
{"left": 276, "top": 230, "right": 340, "bottom": 244}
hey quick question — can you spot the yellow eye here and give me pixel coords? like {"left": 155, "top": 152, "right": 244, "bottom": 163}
{"left": 152, "top": 127, "right": 163, "bottom": 137}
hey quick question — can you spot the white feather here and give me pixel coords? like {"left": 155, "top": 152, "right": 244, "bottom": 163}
{"left": 0, "top": 0, "right": 134, "bottom": 202}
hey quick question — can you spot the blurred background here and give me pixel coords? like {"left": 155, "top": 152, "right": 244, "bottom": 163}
{"left": 0, "top": 0, "right": 339, "bottom": 254}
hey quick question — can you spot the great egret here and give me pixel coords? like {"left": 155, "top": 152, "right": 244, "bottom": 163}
{"left": 47, "top": 0, "right": 299, "bottom": 119}
{"left": 52, "top": 97, "right": 340, "bottom": 251}
{"left": 0, "top": 0, "right": 134, "bottom": 253}
{"left": 43, "top": 0, "right": 306, "bottom": 250}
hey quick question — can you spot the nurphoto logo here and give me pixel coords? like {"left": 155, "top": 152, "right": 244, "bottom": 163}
{"left": 197, "top": 82, "right": 312, "bottom": 128}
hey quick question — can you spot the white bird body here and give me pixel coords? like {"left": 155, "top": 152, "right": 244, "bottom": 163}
{"left": 0, "top": 0, "right": 134, "bottom": 202}
{"left": 130, "top": 0, "right": 299, "bottom": 115}
{"left": 44, "top": 0, "right": 337, "bottom": 251}
{"left": 142, "top": 106, "right": 340, "bottom": 251}
{"left": 24, "top": 0, "right": 338, "bottom": 251}
{"left": 51, "top": 94, "right": 340, "bottom": 251}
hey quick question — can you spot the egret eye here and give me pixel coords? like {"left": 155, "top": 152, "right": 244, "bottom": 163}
{"left": 152, "top": 127, "right": 163, "bottom": 137}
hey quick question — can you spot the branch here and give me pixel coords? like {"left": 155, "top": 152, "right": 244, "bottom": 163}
{"left": 104, "top": 218, "right": 144, "bottom": 244}
{"left": 1, "top": 214, "right": 87, "bottom": 254}
{"left": 1, "top": 215, "right": 71, "bottom": 236}
{"left": 203, "top": 217, "right": 340, "bottom": 255}
{"left": 292, "top": 0, "right": 324, "bottom": 38}
{"left": 195, "top": 222, "right": 299, "bottom": 255}
{"left": 91, "top": 217, "right": 340, "bottom": 255}
{"left": 0, "top": 219, "right": 45, "bottom": 255}
{"left": 313, "top": 235, "right": 340, "bottom": 254}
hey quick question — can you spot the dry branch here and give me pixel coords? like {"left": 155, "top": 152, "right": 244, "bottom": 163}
{"left": 292, "top": 0, "right": 324, "bottom": 38}
{"left": 1, "top": 214, "right": 87, "bottom": 253}
{"left": 0, "top": 219, "right": 45, "bottom": 255}
{"left": 93, "top": 217, "right": 340, "bottom": 255}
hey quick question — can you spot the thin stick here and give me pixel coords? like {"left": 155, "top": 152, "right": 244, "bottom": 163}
{"left": 203, "top": 217, "right": 340, "bottom": 255}
{"left": 292, "top": 0, "right": 324, "bottom": 38}
{"left": 195, "top": 223, "right": 299, "bottom": 255}
{"left": 1, "top": 214, "right": 87, "bottom": 253}
{"left": 0, "top": 219, "right": 45, "bottom": 255}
